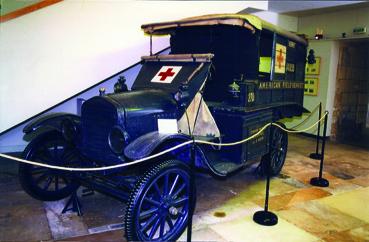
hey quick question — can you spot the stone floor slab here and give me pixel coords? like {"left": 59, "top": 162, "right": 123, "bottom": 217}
{"left": 320, "top": 224, "right": 369, "bottom": 242}
{"left": 58, "top": 229, "right": 125, "bottom": 242}
{"left": 78, "top": 192, "right": 125, "bottom": 229}
{"left": 193, "top": 201, "right": 262, "bottom": 231}
{"left": 349, "top": 174, "right": 369, "bottom": 187}
{"left": 253, "top": 187, "right": 332, "bottom": 211}
{"left": 278, "top": 200, "right": 366, "bottom": 239}
{"left": 0, "top": 191, "right": 52, "bottom": 241}
{"left": 44, "top": 199, "right": 89, "bottom": 240}
{"left": 318, "top": 187, "right": 369, "bottom": 223}
{"left": 209, "top": 215, "right": 319, "bottom": 242}
{"left": 178, "top": 227, "right": 228, "bottom": 242}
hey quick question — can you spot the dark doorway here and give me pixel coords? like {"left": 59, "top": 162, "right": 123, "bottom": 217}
{"left": 332, "top": 39, "right": 369, "bottom": 148}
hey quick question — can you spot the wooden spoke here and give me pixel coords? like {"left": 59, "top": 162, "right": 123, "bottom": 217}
{"left": 148, "top": 218, "right": 161, "bottom": 239}
{"left": 141, "top": 214, "right": 158, "bottom": 232}
{"left": 35, "top": 173, "right": 49, "bottom": 184}
{"left": 143, "top": 197, "right": 161, "bottom": 207}
{"left": 42, "top": 176, "right": 53, "bottom": 190}
{"left": 140, "top": 207, "right": 158, "bottom": 220}
{"left": 166, "top": 215, "right": 174, "bottom": 229}
{"left": 172, "top": 196, "right": 189, "bottom": 207}
{"left": 171, "top": 183, "right": 186, "bottom": 198}
{"left": 169, "top": 174, "right": 179, "bottom": 195}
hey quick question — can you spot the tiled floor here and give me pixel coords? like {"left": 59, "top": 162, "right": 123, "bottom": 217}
{"left": 0, "top": 134, "right": 368, "bottom": 242}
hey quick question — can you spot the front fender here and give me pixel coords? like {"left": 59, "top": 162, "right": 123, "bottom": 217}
{"left": 125, "top": 131, "right": 227, "bottom": 176}
{"left": 124, "top": 131, "right": 192, "bottom": 160}
{"left": 23, "top": 112, "right": 80, "bottom": 140}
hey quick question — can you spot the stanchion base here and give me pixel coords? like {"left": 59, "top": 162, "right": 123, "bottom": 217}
{"left": 253, "top": 211, "right": 278, "bottom": 226}
{"left": 309, "top": 153, "right": 322, "bottom": 160}
{"left": 310, "top": 177, "right": 329, "bottom": 187}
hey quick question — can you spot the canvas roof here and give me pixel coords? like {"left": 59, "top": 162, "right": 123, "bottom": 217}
{"left": 141, "top": 14, "right": 307, "bottom": 45}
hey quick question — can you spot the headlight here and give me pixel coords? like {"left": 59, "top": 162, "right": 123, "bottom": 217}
{"left": 108, "top": 126, "right": 127, "bottom": 155}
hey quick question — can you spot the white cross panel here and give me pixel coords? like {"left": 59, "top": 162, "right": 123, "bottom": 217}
{"left": 151, "top": 66, "right": 182, "bottom": 84}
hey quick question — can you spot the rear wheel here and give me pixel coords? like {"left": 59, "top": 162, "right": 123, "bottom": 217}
{"left": 260, "top": 123, "right": 288, "bottom": 176}
{"left": 19, "top": 131, "right": 80, "bottom": 201}
{"left": 125, "top": 160, "right": 194, "bottom": 241}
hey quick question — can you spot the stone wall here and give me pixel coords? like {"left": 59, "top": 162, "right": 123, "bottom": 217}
{"left": 332, "top": 41, "right": 369, "bottom": 141}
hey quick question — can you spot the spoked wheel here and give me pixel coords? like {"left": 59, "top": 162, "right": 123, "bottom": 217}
{"left": 19, "top": 131, "right": 80, "bottom": 201}
{"left": 260, "top": 123, "right": 288, "bottom": 176}
{"left": 125, "top": 160, "right": 194, "bottom": 242}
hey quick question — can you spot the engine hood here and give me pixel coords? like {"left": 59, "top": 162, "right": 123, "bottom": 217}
{"left": 107, "top": 89, "right": 177, "bottom": 118}
{"left": 81, "top": 89, "right": 177, "bottom": 145}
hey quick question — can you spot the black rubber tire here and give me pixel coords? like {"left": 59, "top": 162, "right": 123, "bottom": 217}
{"left": 18, "top": 131, "right": 80, "bottom": 201}
{"left": 124, "top": 160, "right": 195, "bottom": 242}
{"left": 260, "top": 123, "right": 288, "bottom": 176}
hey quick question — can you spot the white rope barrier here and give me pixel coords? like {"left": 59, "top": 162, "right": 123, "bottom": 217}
{"left": 0, "top": 111, "right": 328, "bottom": 172}
{"left": 0, "top": 141, "right": 193, "bottom": 171}
{"left": 196, "top": 122, "right": 271, "bottom": 147}
{"left": 289, "top": 103, "right": 320, "bottom": 130}
{"left": 272, "top": 111, "right": 327, "bottom": 133}
{"left": 197, "top": 111, "right": 328, "bottom": 146}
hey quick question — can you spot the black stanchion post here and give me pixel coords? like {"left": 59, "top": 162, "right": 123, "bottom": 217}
{"left": 187, "top": 139, "right": 196, "bottom": 242}
{"left": 310, "top": 102, "right": 322, "bottom": 160}
{"left": 310, "top": 112, "right": 329, "bottom": 187}
{"left": 253, "top": 123, "right": 278, "bottom": 226}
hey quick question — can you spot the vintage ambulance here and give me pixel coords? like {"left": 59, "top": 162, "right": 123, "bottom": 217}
{"left": 19, "top": 14, "right": 307, "bottom": 241}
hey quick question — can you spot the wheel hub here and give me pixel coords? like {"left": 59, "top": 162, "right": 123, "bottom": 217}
{"left": 159, "top": 197, "right": 172, "bottom": 213}
{"left": 169, "top": 206, "right": 178, "bottom": 216}
{"left": 159, "top": 196, "right": 180, "bottom": 217}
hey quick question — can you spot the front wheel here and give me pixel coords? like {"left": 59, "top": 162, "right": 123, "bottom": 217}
{"left": 124, "top": 160, "right": 194, "bottom": 241}
{"left": 260, "top": 123, "right": 288, "bottom": 176}
{"left": 18, "top": 131, "right": 80, "bottom": 201}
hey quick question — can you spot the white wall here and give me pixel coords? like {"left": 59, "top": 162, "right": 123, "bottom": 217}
{"left": 0, "top": 0, "right": 268, "bottom": 133}
{"left": 0, "top": 62, "right": 145, "bottom": 153}
{"left": 298, "top": 6, "right": 369, "bottom": 39}
{"left": 326, "top": 41, "right": 339, "bottom": 134}
{"left": 283, "top": 40, "right": 339, "bottom": 136}
{"left": 283, "top": 5, "right": 369, "bottom": 136}
{"left": 253, "top": 11, "right": 298, "bottom": 32}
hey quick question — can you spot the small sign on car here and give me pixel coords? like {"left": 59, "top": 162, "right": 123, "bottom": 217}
{"left": 151, "top": 66, "right": 182, "bottom": 83}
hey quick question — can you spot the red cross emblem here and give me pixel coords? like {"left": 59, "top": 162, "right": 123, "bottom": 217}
{"left": 276, "top": 49, "right": 285, "bottom": 69}
{"left": 158, "top": 68, "right": 175, "bottom": 81}
{"left": 274, "top": 43, "right": 286, "bottom": 73}
{"left": 151, "top": 66, "right": 182, "bottom": 83}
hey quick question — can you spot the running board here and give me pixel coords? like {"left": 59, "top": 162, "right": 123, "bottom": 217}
{"left": 212, "top": 160, "right": 245, "bottom": 176}
{"left": 200, "top": 148, "right": 245, "bottom": 177}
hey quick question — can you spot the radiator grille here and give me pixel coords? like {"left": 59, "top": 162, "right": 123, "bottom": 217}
{"left": 81, "top": 98, "right": 118, "bottom": 162}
